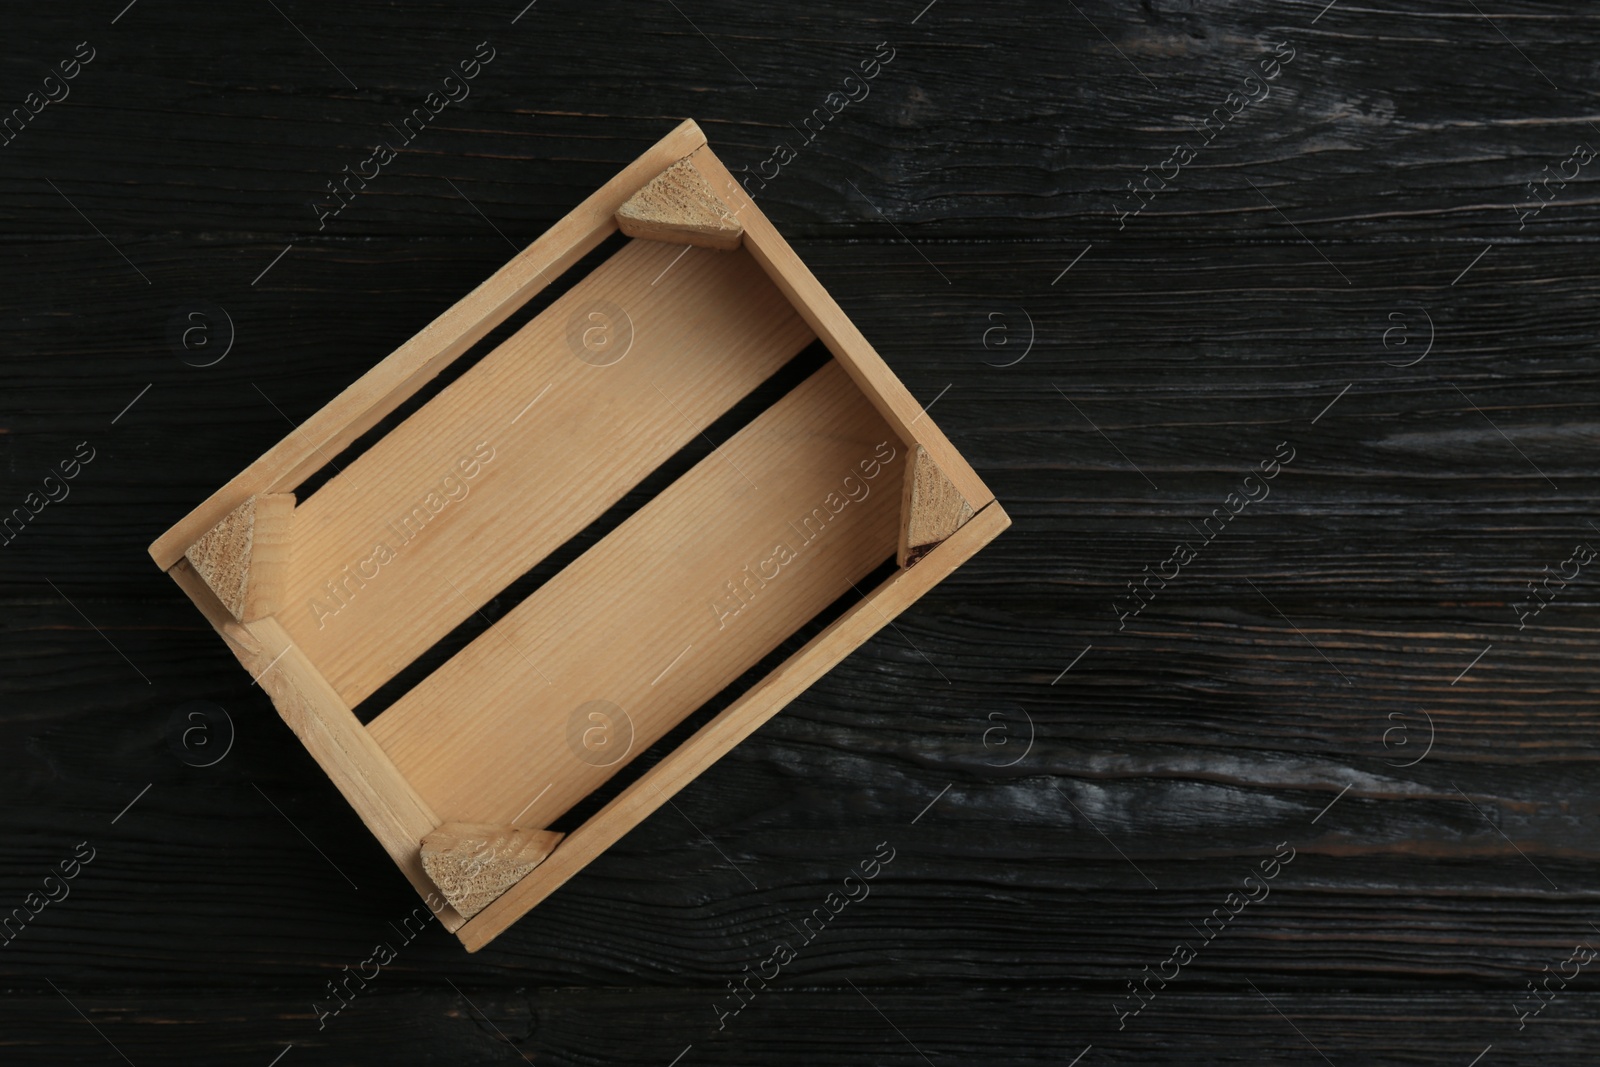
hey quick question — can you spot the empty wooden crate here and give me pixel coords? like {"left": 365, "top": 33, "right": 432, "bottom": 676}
{"left": 148, "top": 119, "right": 1009, "bottom": 951}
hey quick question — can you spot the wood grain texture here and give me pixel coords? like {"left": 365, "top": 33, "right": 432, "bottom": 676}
{"left": 182, "top": 492, "right": 294, "bottom": 622}
{"left": 419, "top": 823, "right": 563, "bottom": 920}
{"left": 165, "top": 559, "right": 467, "bottom": 933}
{"left": 146, "top": 118, "right": 708, "bottom": 571}
{"left": 897, "top": 444, "right": 974, "bottom": 566}
{"left": 5, "top": 0, "right": 1600, "bottom": 1061}
{"left": 459, "top": 497, "right": 1009, "bottom": 951}
{"left": 280, "top": 237, "right": 812, "bottom": 707}
{"left": 11, "top": 988, "right": 1600, "bottom": 1066}
{"left": 617, "top": 158, "right": 745, "bottom": 249}
{"left": 687, "top": 145, "right": 1000, "bottom": 513}
{"left": 369, "top": 360, "right": 903, "bottom": 835}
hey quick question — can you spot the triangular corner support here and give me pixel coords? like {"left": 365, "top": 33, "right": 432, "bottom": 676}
{"left": 615, "top": 157, "right": 743, "bottom": 250}
{"left": 897, "top": 445, "right": 975, "bottom": 567}
{"left": 420, "top": 823, "right": 565, "bottom": 920}
{"left": 183, "top": 492, "right": 294, "bottom": 622}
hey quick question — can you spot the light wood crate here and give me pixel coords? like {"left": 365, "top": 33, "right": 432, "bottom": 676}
{"left": 148, "top": 119, "right": 1009, "bottom": 951}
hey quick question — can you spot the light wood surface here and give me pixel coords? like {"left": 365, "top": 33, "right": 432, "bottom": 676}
{"left": 683, "top": 147, "right": 995, "bottom": 513}
{"left": 280, "top": 238, "right": 812, "bottom": 707}
{"left": 368, "top": 359, "right": 903, "bottom": 831}
{"left": 616, "top": 157, "right": 744, "bottom": 249}
{"left": 457, "top": 496, "right": 1011, "bottom": 951}
{"left": 420, "top": 824, "right": 564, "bottom": 920}
{"left": 165, "top": 559, "right": 467, "bottom": 933}
{"left": 897, "top": 444, "right": 975, "bottom": 566}
{"left": 147, "top": 118, "right": 710, "bottom": 571}
{"left": 183, "top": 493, "right": 294, "bottom": 622}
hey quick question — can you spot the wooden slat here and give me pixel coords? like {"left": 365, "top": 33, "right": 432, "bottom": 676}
{"left": 147, "top": 118, "right": 709, "bottom": 571}
{"left": 455, "top": 497, "right": 1011, "bottom": 951}
{"left": 368, "top": 360, "right": 904, "bottom": 830}
{"left": 280, "top": 239, "right": 813, "bottom": 707}
{"left": 684, "top": 146, "right": 996, "bottom": 513}
{"left": 164, "top": 559, "right": 467, "bottom": 933}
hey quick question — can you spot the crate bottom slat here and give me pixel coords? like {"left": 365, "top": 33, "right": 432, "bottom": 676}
{"left": 368, "top": 359, "right": 902, "bottom": 831}
{"left": 455, "top": 497, "right": 1011, "bottom": 951}
{"left": 282, "top": 237, "right": 814, "bottom": 710}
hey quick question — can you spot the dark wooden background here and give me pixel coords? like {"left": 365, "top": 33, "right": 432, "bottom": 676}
{"left": 4, "top": 0, "right": 1598, "bottom": 1063}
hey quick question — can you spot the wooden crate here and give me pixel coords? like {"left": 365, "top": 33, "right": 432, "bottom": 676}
{"left": 147, "top": 119, "right": 1009, "bottom": 951}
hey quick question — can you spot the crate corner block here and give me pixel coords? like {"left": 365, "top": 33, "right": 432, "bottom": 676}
{"left": 616, "top": 157, "right": 743, "bottom": 250}
{"left": 182, "top": 492, "right": 294, "bottom": 622}
{"left": 421, "top": 824, "right": 565, "bottom": 920}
